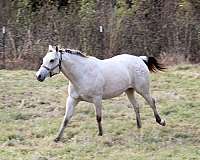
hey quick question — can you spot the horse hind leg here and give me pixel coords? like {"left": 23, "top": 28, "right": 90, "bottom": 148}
{"left": 126, "top": 88, "right": 142, "bottom": 128}
{"left": 143, "top": 93, "right": 166, "bottom": 126}
{"left": 135, "top": 79, "right": 165, "bottom": 126}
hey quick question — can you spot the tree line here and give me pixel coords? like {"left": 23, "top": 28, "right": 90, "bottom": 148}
{"left": 0, "top": 0, "right": 200, "bottom": 69}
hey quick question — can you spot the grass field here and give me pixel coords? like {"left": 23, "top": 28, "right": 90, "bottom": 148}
{"left": 0, "top": 64, "right": 200, "bottom": 160}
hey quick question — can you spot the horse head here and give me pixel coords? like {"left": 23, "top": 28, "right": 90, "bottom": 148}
{"left": 36, "top": 45, "right": 62, "bottom": 81}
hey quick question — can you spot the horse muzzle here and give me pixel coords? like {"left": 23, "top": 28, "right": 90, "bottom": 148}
{"left": 36, "top": 67, "right": 49, "bottom": 82}
{"left": 36, "top": 74, "right": 45, "bottom": 82}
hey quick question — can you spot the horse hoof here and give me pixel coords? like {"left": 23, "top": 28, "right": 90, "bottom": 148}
{"left": 160, "top": 119, "right": 166, "bottom": 126}
{"left": 137, "top": 125, "right": 142, "bottom": 129}
{"left": 54, "top": 137, "right": 60, "bottom": 142}
{"left": 98, "top": 132, "right": 103, "bottom": 136}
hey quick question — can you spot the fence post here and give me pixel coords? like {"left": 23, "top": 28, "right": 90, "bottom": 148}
{"left": 99, "top": 25, "right": 104, "bottom": 59}
{"left": 2, "top": 26, "right": 6, "bottom": 69}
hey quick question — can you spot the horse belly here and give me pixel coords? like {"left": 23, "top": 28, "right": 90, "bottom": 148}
{"left": 102, "top": 89, "right": 126, "bottom": 99}
{"left": 99, "top": 58, "right": 138, "bottom": 99}
{"left": 102, "top": 73, "right": 131, "bottom": 99}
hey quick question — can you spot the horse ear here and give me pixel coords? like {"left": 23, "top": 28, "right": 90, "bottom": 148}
{"left": 56, "top": 46, "right": 58, "bottom": 52}
{"left": 49, "top": 45, "right": 53, "bottom": 51}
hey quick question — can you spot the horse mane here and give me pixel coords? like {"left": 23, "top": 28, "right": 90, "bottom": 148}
{"left": 64, "top": 48, "right": 87, "bottom": 58}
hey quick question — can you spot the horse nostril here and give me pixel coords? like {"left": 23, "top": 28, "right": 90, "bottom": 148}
{"left": 38, "top": 74, "right": 41, "bottom": 79}
{"left": 37, "top": 74, "right": 42, "bottom": 81}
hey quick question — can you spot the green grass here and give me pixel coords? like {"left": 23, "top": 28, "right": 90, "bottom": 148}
{"left": 0, "top": 64, "right": 200, "bottom": 160}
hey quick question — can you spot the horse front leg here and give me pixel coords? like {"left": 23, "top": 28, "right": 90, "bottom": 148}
{"left": 54, "top": 96, "right": 79, "bottom": 142}
{"left": 93, "top": 97, "right": 103, "bottom": 136}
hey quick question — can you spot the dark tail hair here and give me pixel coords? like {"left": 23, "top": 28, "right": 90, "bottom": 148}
{"left": 140, "top": 56, "right": 166, "bottom": 72}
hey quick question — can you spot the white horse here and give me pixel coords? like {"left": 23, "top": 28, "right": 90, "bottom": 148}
{"left": 36, "top": 45, "right": 166, "bottom": 142}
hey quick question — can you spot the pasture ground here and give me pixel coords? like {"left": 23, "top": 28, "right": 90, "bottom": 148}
{"left": 0, "top": 65, "right": 200, "bottom": 160}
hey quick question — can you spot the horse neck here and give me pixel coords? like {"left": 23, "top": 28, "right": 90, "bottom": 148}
{"left": 61, "top": 54, "right": 89, "bottom": 83}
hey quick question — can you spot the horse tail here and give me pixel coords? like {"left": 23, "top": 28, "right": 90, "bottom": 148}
{"left": 139, "top": 56, "right": 166, "bottom": 72}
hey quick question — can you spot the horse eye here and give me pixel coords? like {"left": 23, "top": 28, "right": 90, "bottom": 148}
{"left": 50, "top": 59, "right": 54, "bottom": 63}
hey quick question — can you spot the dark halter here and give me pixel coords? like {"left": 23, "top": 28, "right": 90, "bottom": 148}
{"left": 42, "top": 50, "right": 63, "bottom": 77}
